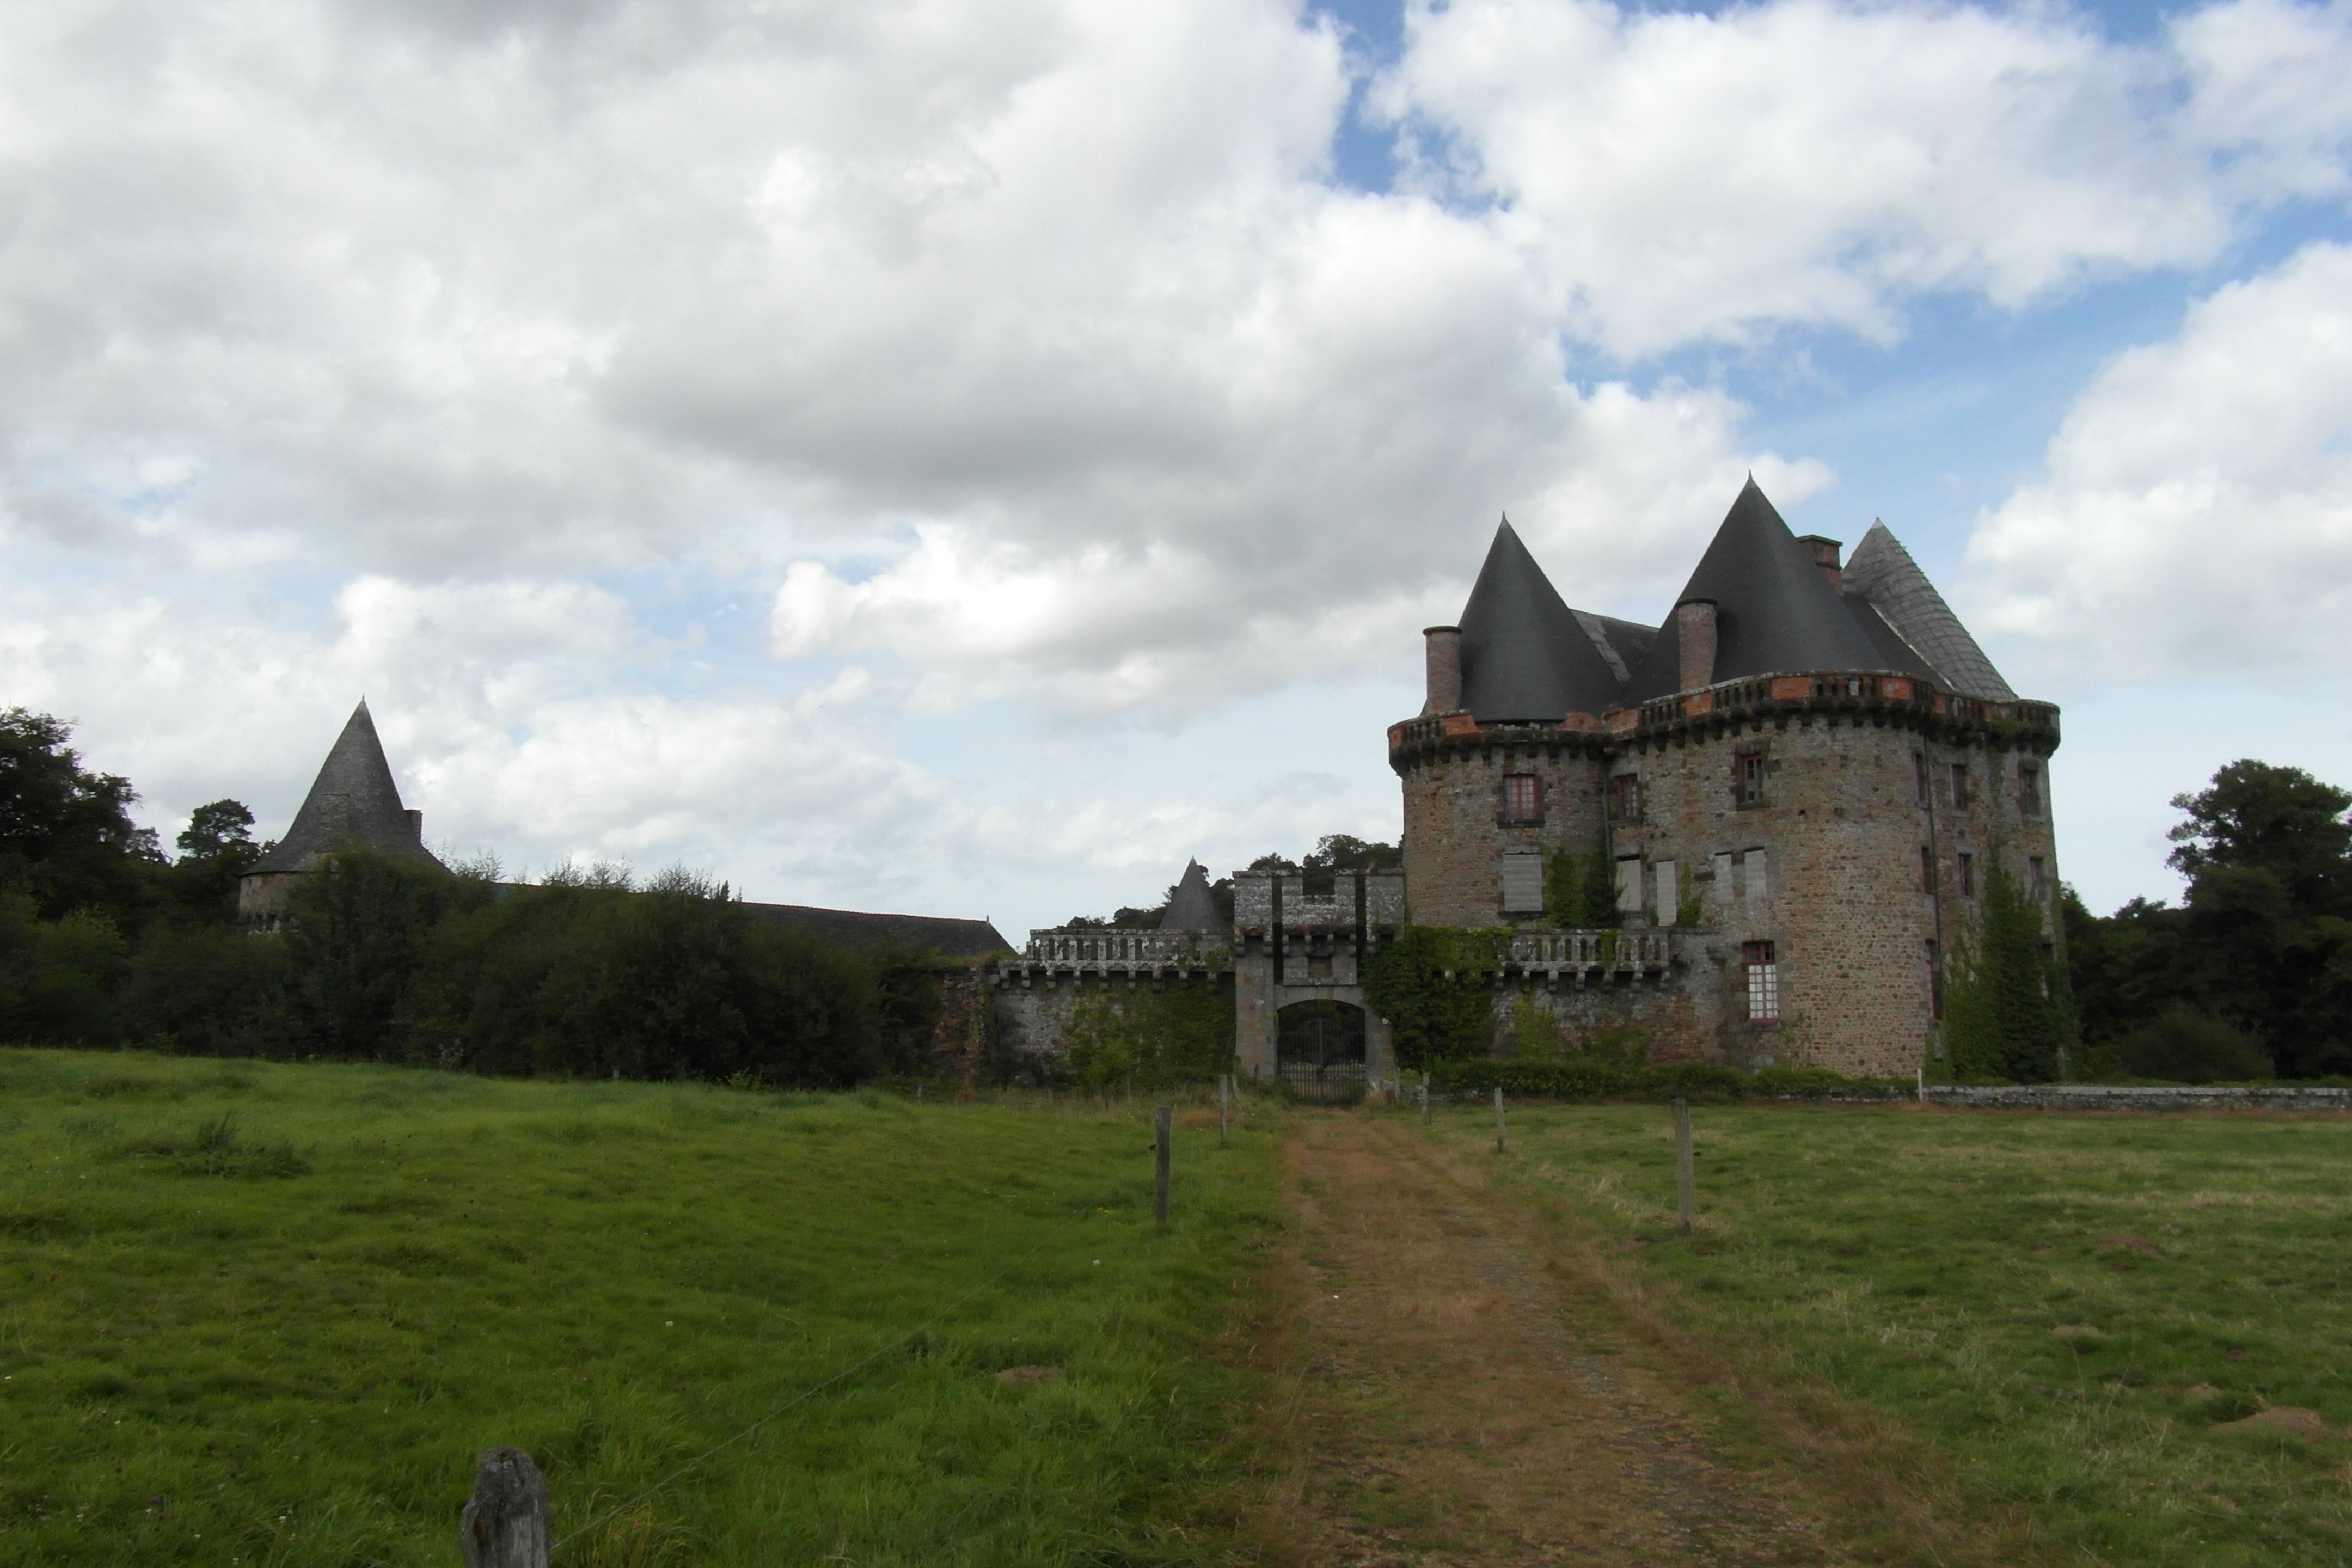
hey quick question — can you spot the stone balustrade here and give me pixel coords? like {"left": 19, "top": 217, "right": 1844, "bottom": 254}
{"left": 1003, "top": 927, "right": 1230, "bottom": 982}
{"left": 1496, "top": 929, "right": 1674, "bottom": 979}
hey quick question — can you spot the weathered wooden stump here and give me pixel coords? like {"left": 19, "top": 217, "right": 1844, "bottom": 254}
{"left": 462, "top": 1447, "right": 550, "bottom": 1568}
{"left": 1153, "top": 1104, "right": 1172, "bottom": 1227}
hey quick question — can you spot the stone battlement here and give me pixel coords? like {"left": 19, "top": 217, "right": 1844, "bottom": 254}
{"left": 1388, "top": 671, "right": 2060, "bottom": 767}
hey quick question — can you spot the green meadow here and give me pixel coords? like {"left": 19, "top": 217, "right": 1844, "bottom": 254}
{"left": 1432, "top": 1099, "right": 2352, "bottom": 1566}
{"left": 0, "top": 1049, "right": 1283, "bottom": 1567}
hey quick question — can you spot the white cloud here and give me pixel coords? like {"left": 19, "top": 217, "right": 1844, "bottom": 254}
{"left": 5, "top": 0, "right": 2352, "bottom": 926}
{"left": 1970, "top": 240, "right": 2352, "bottom": 679}
{"left": 1376, "top": 0, "right": 2352, "bottom": 357}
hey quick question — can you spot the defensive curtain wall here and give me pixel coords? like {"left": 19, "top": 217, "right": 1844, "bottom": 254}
{"left": 989, "top": 869, "right": 1688, "bottom": 1088}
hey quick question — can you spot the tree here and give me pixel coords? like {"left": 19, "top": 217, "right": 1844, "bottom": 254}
{"left": 1304, "top": 835, "right": 1401, "bottom": 874}
{"left": 160, "top": 799, "right": 262, "bottom": 924}
{"left": 176, "top": 799, "right": 258, "bottom": 862}
{"left": 0, "top": 708, "right": 161, "bottom": 923}
{"left": 2164, "top": 761, "right": 2352, "bottom": 1077}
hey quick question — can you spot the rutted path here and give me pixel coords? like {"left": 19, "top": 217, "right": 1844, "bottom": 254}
{"left": 1265, "top": 1113, "right": 1847, "bottom": 1567}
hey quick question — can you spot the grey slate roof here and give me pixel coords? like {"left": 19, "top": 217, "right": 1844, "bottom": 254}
{"left": 1843, "top": 522, "right": 2017, "bottom": 701}
{"left": 1458, "top": 519, "right": 1628, "bottom": 721}
{"left": 247, "top": 700, "right": 438, "bottom": 875}
{"left": 740, "top": 903, "right": 1013, "bottom": 958}
{"left": 1625, "top": 480, "right": 1918, "bottom": 700}
{"left": 1572, "top": 610, "right": 1657, "bottom": 684}
{"left": 1160, "top": 859, "right": 1222, "bottom": 932}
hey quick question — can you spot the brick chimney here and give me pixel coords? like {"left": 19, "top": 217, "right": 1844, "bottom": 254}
{"left": 1797, "top": 535, "right": 1843, "bottom": 593}
{"left": 1675, "top": 599, "right": 1717, "bottom": 693}
{"left": 1422, "top": 626, "right": 1462, "bottom": 714}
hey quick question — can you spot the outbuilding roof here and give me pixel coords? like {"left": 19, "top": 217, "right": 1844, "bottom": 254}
{"left": 1160, "top": 859, "right": 1222, "bottom": 932}
{"left": 246, "top": 700, "right": 438, "bottom": 876}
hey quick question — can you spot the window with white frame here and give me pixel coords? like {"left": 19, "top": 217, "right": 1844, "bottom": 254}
{"left": 1743, "top": 940, "right": 1780, "bottom": 1023}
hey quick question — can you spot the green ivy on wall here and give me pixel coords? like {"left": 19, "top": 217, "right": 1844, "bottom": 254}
{"left": 1543, "top": 838, "right": 1620, "bottom": 929}
{"left": 1057, "top": 981, "right": 1234, "bottom": 1089}
{"left": 1943, "top": 854, "right": 2077, "bottom": 1082}
{"left": 1361, "top": 924, "right": 1509, "bottom": 1068}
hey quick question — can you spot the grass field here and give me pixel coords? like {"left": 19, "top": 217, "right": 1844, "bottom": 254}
{"left": 1426, "top": 1098, "right": 2352, "bottom": 1566}
{"left": 0, "top": 1049, "right": 1284, "bottom": 1567}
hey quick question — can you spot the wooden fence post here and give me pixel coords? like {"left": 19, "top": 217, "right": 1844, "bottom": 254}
{"left": 1672, "top": 1098, "right": 1695, "bottom": 1233}
{"left": 1154, "top": 1105, "right": 1172, "bottom": 1228}
{"left": 1915, "top": 1066, "right": 1925, "bottom": 1104}
{"left": 1420, "top": 1080, "right": 1430, "bottom": 1126}
{"left": 1494, "top": 1086, "right": 1506, "bottom": 1154}
{"left": 461, "top": 1448, "right": 549, "bottom": 1568}
{"left": 1218, "top": 1074, "right": 1229, "bottom": 1148}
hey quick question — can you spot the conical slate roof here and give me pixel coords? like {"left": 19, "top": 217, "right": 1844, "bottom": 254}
{"left": 1843, "top": 522, "right": 2016, "bottom": 701}
{"left": 1159, "top": 859, "right": 1222, "bottom": 932}
{"left": 1457, "top": 519, "right": 1628, "bottom": 721}
{"left": 1626, "top": 480, "right": 1899, "bottom": 700}
{"left": 247, "top": 701, "right": 437, "bottom": 875}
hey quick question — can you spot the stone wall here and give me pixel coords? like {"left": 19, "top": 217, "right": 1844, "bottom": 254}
{"left": 1925, "top": 1085, "right": 2351, "bottom": 1111}
{"left": 1388, "top": 679, "right": 2062, "bottom": 1079}
{"left": 1396, "top": 726, "right": 1606, "bottom": 926}
{"left": 990, "top": 971, "right": 1233, "bottom": 1076}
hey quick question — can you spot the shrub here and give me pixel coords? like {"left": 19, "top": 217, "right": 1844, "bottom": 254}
{"left": 2112, "top": 1009, "right": 2273, "bottom": 1083}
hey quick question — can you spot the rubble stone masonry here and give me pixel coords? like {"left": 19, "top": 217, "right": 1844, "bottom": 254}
{"left": 1391, "top": 678, "right": 2060, "bottom": 1075}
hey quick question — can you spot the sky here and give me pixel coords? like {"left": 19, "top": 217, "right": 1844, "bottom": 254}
{"left": 3, "top": 0, "right": 2350, "bottom": 940}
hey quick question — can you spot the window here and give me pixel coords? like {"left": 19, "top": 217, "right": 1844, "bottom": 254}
{"left": 1914, "top": 751, "right": 1929, "bottom": 806}
{"left": 1742, "top": 848, "right": 1769, "bottom": 901}
{"left": 1924, "top": 939, "right": 1943, "bottom": 1020}
{"left": 1920, "top": 846, "right": 1935, "bottom": 894}
{"left": 1743, "top": 940, "right": 1780, "bottom": 1023}
{"left": 1950, "top": 762, "right": 1971, "bottom": 809}
{"left": 1498, "top": 849, "right": 1545, "bottom": 913}
{"left": 1498, "top": 773, "right": 1543, "bottom": 825}
{"left": 2028, "top": 856, "right": 2048, "bottom": 901}
{"left": 1735, "top": 750, "right": 1767, "bottom": 807}
{"left": 1609, "top": 772, "right": 1641, "bottom": 823}
{"left": 1957, "top": 851, "right": 1976, "bottom": 897}
{"left": 1711, "top": 850, "right": 1733, "bottom": 901}
{"left": 1614, "top": 858, "right": 1644, "bottom": 915}
{"left": 1652, "top": 860, "right": 1679, "bottom": 924}
{"left": 2019, "top": 763, "right": 2044, "bottom": 818}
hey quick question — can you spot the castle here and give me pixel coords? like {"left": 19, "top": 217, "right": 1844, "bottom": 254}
{"left": 997, "top": 480, "right": 2061, "bottom": 1083}
{"left": 243, "top": 481, "right": 2059, "bottom": 1084}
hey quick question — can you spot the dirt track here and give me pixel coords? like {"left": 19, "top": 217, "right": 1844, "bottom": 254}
{"left": 1261, "top": 1113, "right": 1847, "bottom": 1567}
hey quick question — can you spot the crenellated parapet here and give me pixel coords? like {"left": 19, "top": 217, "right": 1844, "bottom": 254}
{"left": 1388, "top": 670, "right": 2059, "bottom": 772}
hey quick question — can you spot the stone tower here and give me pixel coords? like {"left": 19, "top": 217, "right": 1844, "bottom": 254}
{"left": 1389, "top": 481, "right": 2061, "bottom": 1074}
{"left": 238, "top": 699, "right": 442, "bottom": 928}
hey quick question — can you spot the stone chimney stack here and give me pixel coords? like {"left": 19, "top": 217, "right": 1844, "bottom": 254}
{"left": 1422, "top": 626, "right": 1462, "bottom": 714}
{"left": 1797, "top": 534, "right": 1843, "bottom": 594}
{"left": 406, "top": 808, "right": 424, "bottom": 846}
{"left": 1675, "top": 599, "right": 1717, "bottom": 693}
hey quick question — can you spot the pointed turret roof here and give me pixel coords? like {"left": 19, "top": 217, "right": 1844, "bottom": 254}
{"left": 1626, "top": 479, "right": 1906, "bottom": 700}
{"left": 1159, "top": 859, "right": 1222, "bottom": 933}
{"left": 247, "top": 700, "right": 438, "bottom": 875}
{"left": 1843, "top": 522, "right": 2016, "bottom": 701}
{"left": 1457, "top": 518, "right": 1628, "bottom": 721}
